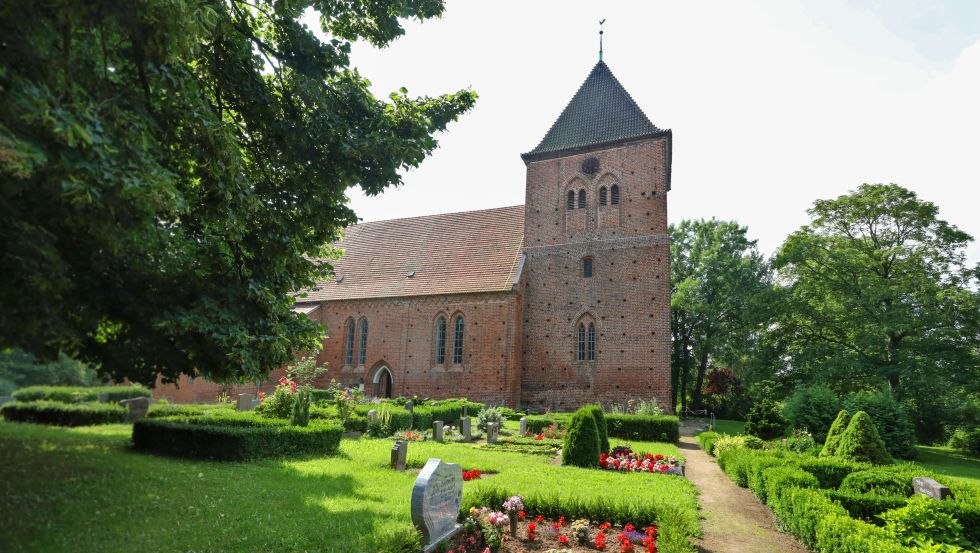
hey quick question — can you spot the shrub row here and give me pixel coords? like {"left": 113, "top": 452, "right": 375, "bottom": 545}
{"left": 696, "top": 431, "right": 720, "bottom": 455}
{"left": 147, "top": 403, "right": 235, "bottom": 418}
{"left": 12, "top": 385, "right": 151, "bottom": 404}
{"left": 525, "top": 414, "right": 571, "bottom": 433}
{"left": 605, "top": 414, "right": 679, "bottom": 442}
{"left": 132, "top": 414, "right": 343, "bottom": 460}
{"left": 409, "top": 399, "right": 483, "bottom": 429}
{"left": 1, "top": 400, "right": 127, "bottom": 426}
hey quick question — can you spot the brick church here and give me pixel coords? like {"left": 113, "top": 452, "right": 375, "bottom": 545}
{"left": 158, "top": 60, "right": 673, "bottom": 412}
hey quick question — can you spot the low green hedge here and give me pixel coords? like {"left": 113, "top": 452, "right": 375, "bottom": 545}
{"left": 761, "top": 466, "right": 818, "bottom": 507}
{"left": 814, "top": 513, "right": 907, "bottom": 553}
{"left": 409, "top": 399, "right": 483, "bottom": 429}
{"left": 796, "top": 456, "right": 870, "bottom": 489}
{"left": 839, "top": 467, "right": 913, "bottom": 497}
{"left": 825, "top": 490, "right": 907, "bottom": 520}
{"left": 937, "top": 500, "right": 980, "bottom": 546}
{"left": 147, "top": 403, "right": 236, "bottom": 418}
{"left": 605, "top": 414, "right": 680, "bottom": 442}
{"left": 132, "top": 414, "right": 343, "bottom": 460}
{"left": 12, "top": 385, "right": 151, "bottom": 404}
{"left": 1, "top": 400, "right": 126, "bottom": 426}
{"left": 525, "top": 414, "right": 570, "bottom": 433}
{"left": 767, "top": 486, "right": 848, "bottom": 549}
{"left": 696, "top": 431, "right": 720, "bottom": 455}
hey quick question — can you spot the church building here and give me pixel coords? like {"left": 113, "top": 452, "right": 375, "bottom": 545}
{"left": 297, "top": 60, "right": 673, "bottom": 411}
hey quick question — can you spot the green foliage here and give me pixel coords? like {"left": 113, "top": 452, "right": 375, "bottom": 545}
{"left": 562, "top": 408, "right": 600, "bottom": 468}
{"left": 783, "top": 385, "right": 842, "bottom": 443}
{"left": 824, "top": 490, "right": 907, "bottom": 520}
{"left": 285, "top": 358, "right": 328, "bottom": 388}
{"left": 820, "top": 409, "right": 851, "bottom": 457}
{"left": 880, "top": 496, "right": 972, "bottom": 551}
{"left": 132, "top": 414, "right": 343, "bottom": 461}
{"left": 711, "top": 434, "right": 763, "bottom": 458}
{"left": 1, "top": 400, "right": 126, "bottom": 426}
{"left": 697, "top": 431, "right": 720, "bottom": 454}
{"left": 836, "top": 411, "right": 893, "bottom": 465}
{"left": 761, "top": 466, "right": 819, "bottom": 507}
{"left": 814, "top": 513, "right": 908, "bottom": 553}
{"left": 744, "top": 397, "right": 787, "bottom": 440}
{"left": 785, "top": 428, "right": 818, "bottom": 454}
{"left": 604, "top": 414, "right": 680, "bottom": 442}
{"left": 839, "top": 468, "right": 913, "bottom": 497}
{"left": 255, "top": 386, "right": 295, "bottom": 419}
{"left": 844, "top": 391, "right": 916, "bottom": 459}
{"left": 412, "top": 399, "right": 483, "bottom": 429}
{"left": 582, "top": 404, "right": 609, "bottom": 453}
{"left": 525, "top": 414, "right": 570, "bottom": 434}
{"left": 290, "top": 390, "right": 311, "bottom": 427}
{"left": 476, "top": 406, "right": 504, "bottom": 432}
{"left": 796, "top": 456, "right": 870, "bottom": 489}
{"left": 768, "top": 487, "right": 848, "bottom": 549}
{"left": 0, "top": 0, "right": 477, "bottom": 385}
{"left": 947, "top": 427, "right": 980, "bottom": 456}
{"left": 11, "top": 385, "right": 150, "bottom": 403}
{"left": 0, "top": 349, "right": 101, "bottom": 396}
{"left": 147, "top": 403, "right": 235, "bottom": 418}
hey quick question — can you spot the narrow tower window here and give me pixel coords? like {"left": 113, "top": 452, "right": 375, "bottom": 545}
{"left": 610, "top": 184, "right": 620, "bottom": 205}
{"left": 358, "top": 318, "right": 368, "bottom": 366}
{"left": 599, "top": 186, "right": 607, "bottom": 206}
{"left": 566, "top": 190, "right": 575, "bottom": 210}
{"left": 583, "top": 257, "right": 593, "bottom": 278}
{"left": 577, "top": 189, "right": 586, "bottom": 209}
{"left": 577, "top": 323, "right": 586, "bottom": 361}
{"left": 435, "top": 316, "right": 447, "bottom": 365}
{"left": 452, "top": 315, "right": 465, "bottom": 364}
{"left": 344, "top": 319, "right": 355, "bottom": 366}
{"left": 588, "top": 322, "right": 596, "bottom": 361}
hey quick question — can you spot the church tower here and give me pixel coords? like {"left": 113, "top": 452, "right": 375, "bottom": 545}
{"left": 519, "top": 61, "right": 673, "bottom": 412}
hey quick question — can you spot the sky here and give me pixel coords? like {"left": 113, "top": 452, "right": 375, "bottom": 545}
{"left": 303, "top": 0, "right": 980, "bottom": 264}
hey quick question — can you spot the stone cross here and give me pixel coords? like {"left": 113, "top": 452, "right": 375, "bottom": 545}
{"left": 236, "top": 393, "right": 257, "bottom": 411}
{"left": 411, "top": 458, "right": 463, "bottom": 553}
{"left": 460, "top": 417, "right": 472, "bottom": 441}
{"left": 391, "top": 440, "right": 408, "bottom": 471}
{"left": 913, "top": 477, "right": 952, "bottom": 500}
{"left": 486, "top": 422, "right": 499, "bottom": 444}
{"left": 519, "top": 416, "right": 527, "bottom": 435}
{"left": 119, "top": 397, "right": 151, "bottom": 422}
{"left": 433, "top": 420, "right": 444, "bottom": 443}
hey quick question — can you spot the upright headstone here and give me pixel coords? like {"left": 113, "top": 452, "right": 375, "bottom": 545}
{"left": 433, "top": 420, "right": 444, "bottom": 443}
{"left": 462, "top": 405, "right": 468, "bottom": 417}
{"left": 97, "top": 392, "right": 109, "bottom": 403}
{"left": 460, "top": 417, "right": 472, "bottom": 441}
{"left": 486, "top": 422, "right": 499, "bottom": 444}
{"left": 367, "top": 409, "right": 378, "bottom": 425}
{"left": 913, "top": 477, "right": 952, "bottom": 500}
{"left": 411, "top": 458, "right": 463, "bottom": 553}
{"left": 519, "top": 416, "right": 527, "bottom": 435}
{"left": 405, "top": 400, "right": 414, "bottom": 412}
{"left": 119, "top": 397, "right": 151, "bottom": 422}
{"left": 236, "top": 393, "right": 257, "bottom": 411}
{"left": 391, "top": 441, "right": 408, "bottom": 471}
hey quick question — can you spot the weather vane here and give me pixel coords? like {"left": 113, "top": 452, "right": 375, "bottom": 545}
{"left": 599, "top": 19, "right": 606, "bottom": 61}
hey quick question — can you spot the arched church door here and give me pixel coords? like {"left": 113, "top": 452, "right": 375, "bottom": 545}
{"left": 374, "top": 366, "right": 393, "bottom": 398}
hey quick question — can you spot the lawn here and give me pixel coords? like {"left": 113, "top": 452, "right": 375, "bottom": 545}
{"left": 913, "top": 444, "right": 980, "bottom": 486}
{"left": 696, "top": 418, "right": 744, "bottom": 436}
{"left": 0, "top": 421, "right": 698, "bottom": 553}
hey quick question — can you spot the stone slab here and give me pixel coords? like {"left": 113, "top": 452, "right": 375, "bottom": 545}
{"left": 411, "top": 458, "right": 463, "bottom": 552}
{"left": 913, "top": 477, "right": 951, "bottom": 500}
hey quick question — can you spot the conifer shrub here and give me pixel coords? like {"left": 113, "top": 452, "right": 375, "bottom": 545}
{"left": 844, "top": 391, "right": 916, "bottom": 459}
{"left": 835, "top": 411, "right": 893, "bottom": 465}
{"left": 582, "top": 404, "right": 609, "bottom": 453}
{"left": 819, "top": 409, "right": 850, "bottom": 457}
{"left": 562, "top": 408, "right": 600, "bottom": 468}
{"left": 784, "top": 385, "right": 842, "bottom": 443}
{"left": 744, "top": 397, "right": 787, "bottom": 440}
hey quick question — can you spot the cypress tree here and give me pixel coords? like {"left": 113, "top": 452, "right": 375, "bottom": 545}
{"left": 820, "top": 409, "right": 851, "bottom": 457}
{"left": 835, "top": 411, "right": 893, "bottom": 465}
{"left": 562, "top": 408, "right": 601, "bottom": 467}
{"left": 583, "top": 404, "right": 610, "bottom": 453}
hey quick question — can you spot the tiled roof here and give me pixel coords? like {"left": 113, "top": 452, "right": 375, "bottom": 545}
{"left": 298, "top": 205, "right": 525, "bottom": 302}
{"left": 523, "top": 61, "right": 666, "bottom": 161}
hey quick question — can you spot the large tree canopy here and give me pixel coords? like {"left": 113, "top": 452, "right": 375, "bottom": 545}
{"left": 773, "top": 183, "right": 980, "bottom": 436}
{"left": 0, "top": 1, "right": 476, "bottom": 385}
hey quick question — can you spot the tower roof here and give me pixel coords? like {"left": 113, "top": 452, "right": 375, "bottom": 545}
{"left": 522, "top": 61, "right": 668, "bottom": 162}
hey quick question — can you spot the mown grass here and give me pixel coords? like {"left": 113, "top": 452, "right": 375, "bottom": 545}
{"left": 695, "top": 418, "right": 745, "bottom": 436}
{"left": 0, "top": 421, "right": 698, "bottom": 553}
{"left": 913, "top": 444, "right": 980, "bottom": 486}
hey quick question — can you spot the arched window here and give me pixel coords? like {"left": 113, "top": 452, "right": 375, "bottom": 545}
{"left": 610, "top": 184, "right": 620, "bottom": 205}
{"left": 577, "top": 323, "right": 586, "bottom": 361}
{"left": 599, "top": 186, "right": 607, "bottom": 206}
{"left": 435, "top": 316, "right": 447, "bottom": 365}
{"left": 583, "top": 257, "right": 593, "bottom": 278}
{"left": 452, "top": 315, "right": 465, "bottom": 364}
{"left": 588, "top": 323, "right": 596, "bottom": 361}
{"left": 577, "top": 189, "right": 586, "bottom": 209}
{"left": 566, "top": 190, "right": 575, "bottom": 210}
{"left": 344, "top": 319, "right": 355, "bottom": 366}
{"left": 358, "top": 318, "right": 368, "bottom": 366}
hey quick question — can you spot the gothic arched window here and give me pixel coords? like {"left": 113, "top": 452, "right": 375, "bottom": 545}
{"left": 344, "top": 319, "right": 355, "bottom": 366}
{"left": 599, "top": 186, "right": 608, "bottom": 206}
{"left": 583, "top": 257, "right": 593, "bottom": 278}
{"left": 610, "top": 184, "right": 620, "bottom": 205}
{"left": 588, "top": 322, "right": 596, "bottom": 361}
{"left": 566, "top": 190, "right": 575, "bottom": 210}
{"left": 577, "top": 323, "right": 586, "bottom": 361}
{"left": 577, "top": 189, "right": 586, "bottom": 209}
{"left": 358, "top": 318, "right": 368, "bottom": 366}
{"left": 435, "top": 316, "right": 447, "bottom": 365}
{"left": 452, "top": 315, "right": 465, "bottom": 364}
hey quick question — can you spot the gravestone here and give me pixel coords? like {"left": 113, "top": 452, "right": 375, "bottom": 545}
{"left": 97, "top": 392, "right": 109, "bottom": 403}
{"left": 433, "top": 420, "right": 444, "bottom": 443}
{"left": 390, "top": 440, "right": 408, "bottom": 471}
{"left": 405, "top": 400, "right": 414, "bottom": 412}
{"left": 119, "top": 397, "right": 151, "bottom": 422}
{"left": 462, "top": 405, "right": 468, "bottom": 417}
{"left": 368, "top": 409, "right": 378, "bottom": 425}
{"left": 460, "top": 417, "right": 472, "bottom": 441}
{"left": 665, "top": 465, "right": 685, "bottom": 477}
{"left": 411, "top": 458, "right": 463, "bottom": 553}
{"left": 486, "top": 422, "right": 499, "bottom": 444}
{"left": 236, "top": 393, "right": 257, "bottom": 411}
{"left": 519, "top": 416, "right": 527, "bottom": 435}
{"left": 913, "top": 477, "right": 951, "bottom": 500}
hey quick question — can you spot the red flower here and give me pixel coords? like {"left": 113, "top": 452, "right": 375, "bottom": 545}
{"left": 643, "top": 536, "right": 657, "bottom": 553}
{"left": 618, "top": 532, "right": 635, "bottom": 552}
{"left": 558, "top": 515, "right": 567, "bottom": 526}
{"left": 644, "top": 526, "right": 658, "bottom": 538}
{"left": 518, "top": 510, "right": 525, "bottom": 520}
{"left": 595, "top": 532, "right": 607, "bottom": 550}
{"left": 599, "top": 522, "right": 612, "bottom": 533}
{"left": 527, "top": 522, "right": 537, "bottom": 541}
{"left": 552, "top": 521, "right": 561, "bottom": 531}
{"left": 624, "top": 524, "right": 635, "bottom": 533}
{"left": 558, "top": 534, "right": 570, "bottom": 545}
{"left": 535, "top": 433, "right": 544, "bottom": 440}
{"left": 535, "top": 514, "right": 544, "bottom": 524}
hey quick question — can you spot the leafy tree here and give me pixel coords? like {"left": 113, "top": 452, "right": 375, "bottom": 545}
{"left": 0, "top": 349, "right": 101, "bottom": 395}
{"left": 835, "top": 411, "right": 892, "bottom": 465}
{"left": 562, "top": 408, "right": 600, "bottom": 468}
{"left": 0, "top": 1, "right": 476, "bottom": 386}
{"left": 773, "top": 184, "right": 980, "bottom": 440}
{"left": 744, "top": 397, "right": 787, "bottom": 440}
{"left": 784, "top": 385, "right": 842, "bottom": 443}
{"left": 669, "top": 219, "right": 773, "bottom": 411}
{"left": 820, "top": 409, "right": 851, "bottom": 457}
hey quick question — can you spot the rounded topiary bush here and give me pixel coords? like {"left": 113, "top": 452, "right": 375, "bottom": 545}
{"left": 820, "top": 409, "right": 851, "bottom": 457}
{"left": 839, "top": 468, "right": 913, "bottom": 497}
{"left": 844, "top": 391, "right": 915, "bottom": 459}
{"left": 835, "top": 411, "right": 893, "bottom": 465}
{"left": 582, "top": 404, "right": 609, "bottom": 454}
{"left": 784, "top": 385, "right": 842, "bottom": 443}
{"left": 745, "top": 398, "right": 787, "bottom": 440}
{"left": 562, "top": 408, "right": 600, "bottom": 467}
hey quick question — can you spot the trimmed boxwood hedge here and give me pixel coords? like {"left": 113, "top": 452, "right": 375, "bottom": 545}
{"left": 696, "top": 431, "right": 720, "bottom": 455}
{"left": 1, "top": 400, "right": 126, "bottom": 426}
{"left": 12, "top": 385, "right": 151, "bottom": 404}
{"left": 147, "top": 403, "right": 236, "bottom": 418}
{"left": 825, "top": 490, "right": 907, "bottom": 519}
{"left": 604, "top": 414, "right": 680, "bottom": 442}
{"left": 132, "top": 414, "right": 343, "bottom": 460}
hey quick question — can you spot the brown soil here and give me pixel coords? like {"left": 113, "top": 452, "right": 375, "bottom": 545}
{"left": 678, "top": 434, "right": 807, "bottom": 553}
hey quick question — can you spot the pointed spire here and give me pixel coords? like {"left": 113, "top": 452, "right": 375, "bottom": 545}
{"left": 599, "top": 19, "right": 606, "bottom": 62}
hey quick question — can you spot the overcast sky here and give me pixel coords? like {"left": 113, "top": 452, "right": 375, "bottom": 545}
{"left": 304, "top": 0, "right": 980, "bottom": 264}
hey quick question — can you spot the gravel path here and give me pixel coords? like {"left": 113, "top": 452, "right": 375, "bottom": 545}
{"left": 678, "top": 435, "right": 808, "bottom": 553}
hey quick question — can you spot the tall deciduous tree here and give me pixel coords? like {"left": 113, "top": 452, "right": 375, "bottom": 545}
{"left": 773, "top": 183, "right": 980, "bottom": 438}
{"left": 670, "top": 219, "right": 772, "bottom": 412}
{"left": 0, "top": 1, "right": 476, "bottom": 385}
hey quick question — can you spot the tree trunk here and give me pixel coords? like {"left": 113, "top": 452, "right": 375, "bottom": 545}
{"left": 692, "top": 347, "right": 709, "bottom": 409}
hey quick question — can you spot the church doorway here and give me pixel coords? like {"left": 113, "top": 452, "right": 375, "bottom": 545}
{"left": 373, "top": 366, "right": 393, "bottom": 399}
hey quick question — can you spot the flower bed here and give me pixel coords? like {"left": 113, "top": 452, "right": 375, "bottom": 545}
{"left": 599, "top": 445, "right": 683, "bottom": 475}
{"left": 463, "top": 469, "right": 483, "bottom": 481}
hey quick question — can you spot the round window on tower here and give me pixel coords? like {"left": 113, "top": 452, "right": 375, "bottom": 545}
{"left": 581, "top": 157, "right": 600, "bottom": 176}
